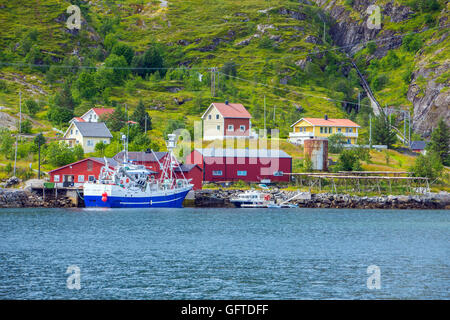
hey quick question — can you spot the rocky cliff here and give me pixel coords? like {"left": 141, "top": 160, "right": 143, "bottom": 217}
{"left": 312, "top": 0, "right": 449, "bottom": 138}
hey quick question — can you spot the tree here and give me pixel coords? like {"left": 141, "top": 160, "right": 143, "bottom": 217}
{"left": 221, "top": 61, "right": 237, "bottom": 79}
{"left": 76, "top": 71, "right": 98, "bottom": 100}
{"left": 104, "top": 53, "right": 129, "bottom": 85}
{"left": 336, "top": 149, "right": 362, "bottom": 171}
{"left": 34, "top": 133, "right": 46, "bottom": 179}
{"left": 20, "top": 120, "right": 32, "bottom": 134}
{"left": 45, "top": 142, "right": 77, "bottom": 167}
{"left": 328, "top": 133, "right": 346, "bottom": 154}
{"left": 0, "top": 128, "right": 14, "bottom": 159}
{"left": 95, "top": 141, "right": 107, "bottom": 157}
{"left": 131, "top": 100, "right": 152, "bottom": 132}
{"left": 163, "top": 119, "right": 186, "bottom": 139}
{"left": 104, "top": 105, "right": 127, "bottom": 132}
{"left": 410, "top": 152, "right": 443, "bottom": 179}
{"left": 111, "top": 43, "right": 134, "bottom": 65}
{"left": 372, "top": 115, "right": 397, "bottom": 148}
{"left": 131, "top": 46, "right": 164, "bottom": 78}
{"left": 402, "top": 34, "right": 423, "bottom": 53}
{"left": 25, "top": 99, "right": 39, "bottom": 115}
{"left": 426, "top": 117, "right": 450, "bottom": 166}
{"left": 366, "top": 41, "right": 377, "bottom": 54}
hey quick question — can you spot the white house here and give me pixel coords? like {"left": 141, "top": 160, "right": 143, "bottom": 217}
{"left": 70, "top": 108, "right": 115, "bottom": 123}
{"left": 201, "top": 102, "right": 257, "bottom": 140}
{"left": 63, "top": 122, "right": 113, "bottom": 153}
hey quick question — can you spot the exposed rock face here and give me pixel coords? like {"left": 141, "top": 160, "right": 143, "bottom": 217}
{"left": 408, "top": 61, "right": 450, "bottom": 138}
{"left": 312, "top": 0, "right": 449, "bottom": 138}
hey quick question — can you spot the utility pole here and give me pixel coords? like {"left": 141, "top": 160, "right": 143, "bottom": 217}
{"left": 273, "top": 105, "right": 276, "bottom": 123}
{"left": 263, "top": 95, "right": 266, "bottom": 134}
{"left": 369, "top": 113, "right": 372, "bottom": 148}
{"left": 403, "top": 110, "right": 407, "bottom": 147}
{"left": 408, "top": 111, "right": 411, "bottom": 148}
{"left": 13, "top": 91, "right": 21, "bottom": 177}
{"left": 211, "top": 67, "right": 216, "bottom": 97}
{"left": 357, "top": 92, "right": 360, "bottom": 113}
{"left": 145, "top": 114, "right": 147, "bottom": 134}
{"left": 323, "top": 22, "right": 326, "bottom": 43}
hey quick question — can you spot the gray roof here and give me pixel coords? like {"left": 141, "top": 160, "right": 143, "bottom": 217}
{"left": 91, "top": 157, "right": 119, "bottom": 167}
{"left": 73, "top": 122, "right": 113, "bottom": 138}
{"left": 174, "top": 164, "right": 200, "bottom": 172}
{"left": 195, "top": 148, "right": 292, "bottom": 159}
{"left": 411, "top": 141, "right": 427, "bottom": 150}
{"left": 113, "top": 151, "right": 168, "bottom": 163}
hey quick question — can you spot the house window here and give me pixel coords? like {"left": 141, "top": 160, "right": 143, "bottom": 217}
{"left": 217, "top": 125, "right": 221, "bottom": 131}
{"left": 228, "top": 125, "right": 234, "bottom": 131}
{"left": 338, "top": 128, "right": 342, "bottom": 133}
{"left": 347, "top": 139, "right": 351, "bottom": 144}
{"left": 320, "top": 127, "right": 323, "bottom": 133}
{"left": 54, "top": 175, "right": 60, "bottom": 182}
{"left": 103, "top": 140, "right": 107, "bottom": 144}
{"left": 75, "top": 130, "right": 78, "bottom": 135}
{"left": 208, "top": 115, "right": 212, "bottom": 120}
{"left": 76, "top": 140, "right": 79, "bottom": 144}
{"left": 70, "top": 129, "right": 73, "bottom": 135}
{"left": 88, "top": 175, "right": 95, "bottom": 182}
{"left": 87, "top": 140, "right": 93, "bottom": 146}
{"left": 87, "top": 160, "right": 93, "bottom": 171}
{"left": 216, "top": 114, "right": 219, "bottom": 120}
{"left": 349, "top": 128, "right": 353, "bottom": 133}
{"left": 212, "top": 170, "right": 223, "bottom": 176}
{"left": 273, "top": 171, "right": 284, "bottom": 176}
{"left": 78, "top": 175, "right": 85, "bottom": 183}
{"left": 329, "top": 127, "right": 332, "bottom": 134}
{"left": 237, "top": 170, "right": 247, "bottom": 176}
{"left": 240, "top": 125, "right": 246, "bottom": 132}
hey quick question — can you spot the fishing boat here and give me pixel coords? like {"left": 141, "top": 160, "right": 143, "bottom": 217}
{"left": 83, "top": 134, "right": 193, "bottom": 208}
{"left": 230, "top": 189, "right": 276, "bottom": 208}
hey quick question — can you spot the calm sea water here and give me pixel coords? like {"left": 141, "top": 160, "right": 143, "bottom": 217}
{"left": 0, "top": 208, "right": 448, "bottom": 299}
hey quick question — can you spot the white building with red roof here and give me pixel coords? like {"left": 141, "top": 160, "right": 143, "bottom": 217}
{"left": 70, "top": 108, "right": 115, "bottom": 124}
{"left": 289, "top": 115, "right": 360, "bottom": 145}
{"left": 201, "top": 101, "right": 255, "bottom": 140}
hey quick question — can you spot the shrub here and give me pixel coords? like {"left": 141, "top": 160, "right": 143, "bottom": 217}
{"left": 328, "top": 133, "right": 346, "bottom": 154}
{"left": 410, "top": 152, "right": 443, "bottom": 179}
{"left": 402, "top": 33, "right": 423, "bottom": 53}
{"left": 25, "top": 99, "right": 39, "bottom": 115}
{"left": 371, "top": 74, "right": 388, "bottom": 91}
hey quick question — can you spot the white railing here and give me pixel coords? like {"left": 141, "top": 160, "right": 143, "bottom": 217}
{"left": 289, "top": 132, "right": 314, "bottom": 138}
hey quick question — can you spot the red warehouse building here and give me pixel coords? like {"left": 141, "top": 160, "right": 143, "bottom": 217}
{"left": 113, "top": 151, "right": 169, "bottom": 176}
{"left": 174, "top": 164, "right": 203, "bottom": 190}
{"left": 186, "top": 148, "right": 292, "bottom": 183}
{"left": 49, "top": 157, "right": 118, "bottom": 187}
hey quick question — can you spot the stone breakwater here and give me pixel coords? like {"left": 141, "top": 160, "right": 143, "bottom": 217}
{"left": 195, "top": 189, "right": 450, "bottom": 210}
{"left": 0, "top": 188, "right": 75, "bottom": 208}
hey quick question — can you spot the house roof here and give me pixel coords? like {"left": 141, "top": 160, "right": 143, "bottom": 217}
{"left": 71, "top": 122, "right": 113, "bottom": 138}
{"left": 410, "top": 141, "right": 427, "bottom": 150}
{"left": 201, "top": 102, "right": 252, "bottom": 119}
{"left": 79, "top": 108, "right": 114, "bottom": 120}
{"left": 48, "top": 157, "right": 117, "bottom": 173}
{"left": 290, "top": 117, "right": 360, "bottom": 128}
{"left": 174, "top": 164, "right": 201, "bottom": 173}
{"left": 70, "top": 117, "right": 85, "bottom": 122}
{"left": 194, "top": 148, "right": 292, "bottom": 159}
{"left": 113, "top": 151, "right": 168, "bottom": 163}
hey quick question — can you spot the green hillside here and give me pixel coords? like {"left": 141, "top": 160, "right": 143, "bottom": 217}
{"left": 0, "top": 0, "right": 448, "bottom": 180}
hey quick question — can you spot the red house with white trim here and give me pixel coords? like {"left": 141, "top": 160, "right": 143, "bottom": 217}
{"left": 48, "top": 157, "right": 118, "bottom": 187}
{"left": 186, "top": 148, "right": 292, "bottom": 183}
{"left": 70, "top": 108, "right": 115, "bottom": 124}
{"left": 174, "top": 164, "right": 203, "bottom": 190}
{"left": 201, "top": 102, "right": 255, "bottom": 140}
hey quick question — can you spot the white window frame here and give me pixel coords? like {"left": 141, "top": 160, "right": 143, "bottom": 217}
{"left": 212, "top": 170, "right": 223, "bottom": 176}
{"left": 87, "top": 140, "right": 93, "bottom": 146}
{"left": 78, "top": 175, "right": 85, "bottom": 183}
{"left": 54, "top": 175, "right": 60, "bottom": 182}
{"left": 228, "top": 124, "right": 234, "bottom": 131}
{"left": 216, "top": 114, "right": 220, "bottom": 120}
{"left": 240, "top": 125, "right": 246, "bottom": 132}
{"left": 217, "top": 125, "right": 221, "bottom": 131}
{"left": 208, "top": 115, "right": 212, "bottom": 120}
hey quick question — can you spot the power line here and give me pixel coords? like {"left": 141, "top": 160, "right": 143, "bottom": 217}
{"left": 217, "top": 71, "right": 371, "bottom": 108}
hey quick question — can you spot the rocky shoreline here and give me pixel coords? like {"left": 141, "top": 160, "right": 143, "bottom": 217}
{"left": 195, "top": 189, "right": 450, "bottom": 210}
{"left": 0, "top": 188, "right": 75, "bottom": 208}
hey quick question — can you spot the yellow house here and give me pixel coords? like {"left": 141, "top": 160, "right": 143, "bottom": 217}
{"left": 63, "top": 122, "right": 113, "bottom": 153}
{"left": 289, "top": 116, "right": 360, "bottom": 145}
